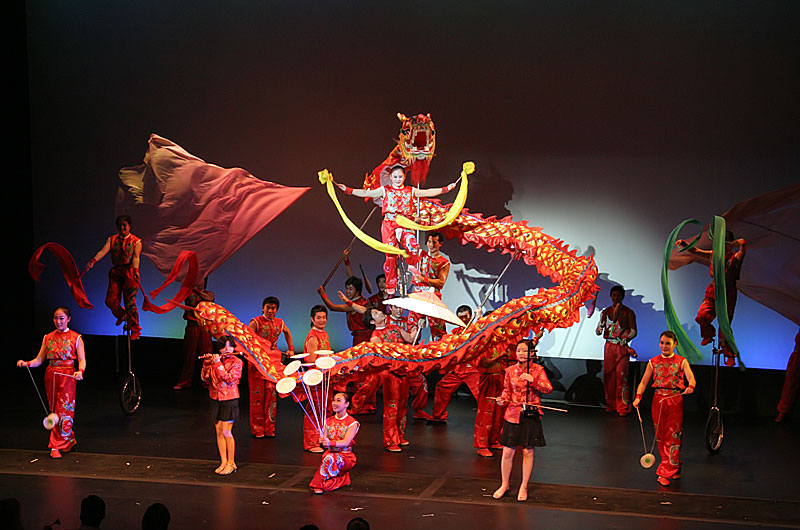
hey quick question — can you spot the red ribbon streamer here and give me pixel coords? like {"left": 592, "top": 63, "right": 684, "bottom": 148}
{"left": 28, "top": 243, "right": 93, "bottom": 309}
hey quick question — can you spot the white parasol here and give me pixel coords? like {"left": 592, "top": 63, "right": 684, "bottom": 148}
{"left": 385, "top": 291, "right": 465, "bottom": 328}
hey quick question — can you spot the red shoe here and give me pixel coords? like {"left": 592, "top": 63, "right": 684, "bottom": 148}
{"left": 49, "top": 448, "right": 62, "bottom": 459}
{"left": 490, "top": 443, "right": 504, "bottom": 450}
{"left": 386, "top": 445, "right": 402, "bottom": 452}
{"left": 399, "top": 439, "right": 410, "bottom": 446}
{"left": 657, "top": 476, "right": 670, "bottom": 486}
{"left": 63, "top": 439, "right": 77, "bottom": 453}
{"left": 701, "top": 337, "right": 713, "bottom": 346}
{"left": 413, "top": 411, "right": 432, "bottom": 420}
{"left": 775, "top": 412, "right": 787, "bottom": 423}
{"left": 476, "top": 448, "right": 493, "bottom": 458}
{"left": 312, "top": 488, "right": 324, "bottom": 495}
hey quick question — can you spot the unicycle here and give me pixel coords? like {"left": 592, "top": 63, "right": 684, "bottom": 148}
{"left": 119, "top": 322, "right": 142, "bottom": 415}
{"left": 704, "top": 345, "right": 724, "bottom": 453}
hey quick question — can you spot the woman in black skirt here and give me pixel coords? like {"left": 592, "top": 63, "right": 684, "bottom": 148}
{"left": 201, "top": 335, "right": 243, "bottom": 475}
{"left": 492, "top": 338, "right": 553, "bottom": 501}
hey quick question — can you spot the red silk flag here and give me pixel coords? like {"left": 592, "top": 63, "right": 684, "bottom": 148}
{"left": 116, "top": 134, "right": 309, "bottom": 278}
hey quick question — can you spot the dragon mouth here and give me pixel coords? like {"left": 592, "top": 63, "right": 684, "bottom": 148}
{"left": 403, "top": 128, "right": 434, "bottom": 158}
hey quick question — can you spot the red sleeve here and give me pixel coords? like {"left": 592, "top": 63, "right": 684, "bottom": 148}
{"left": 533, "top": 365, "right": 553, "bottom": 394}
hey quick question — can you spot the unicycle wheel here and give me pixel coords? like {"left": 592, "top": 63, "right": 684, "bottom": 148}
{"left": 705, "top": 406, "right": 724, "bottom": 453}
{"left": 120, "top": 373, "right": 142, "bottom": 415}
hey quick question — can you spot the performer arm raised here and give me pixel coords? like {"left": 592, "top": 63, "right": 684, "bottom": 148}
{"left": 413, "top": 181, "right": 457, "bottom": 198}
{"left": 336, "top": 182, "right": 385, "bottom": 199}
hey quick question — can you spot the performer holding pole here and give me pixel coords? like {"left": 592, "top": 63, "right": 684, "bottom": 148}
{"left": 85, "top": 215, "right": 143, "bottom": 339}
{"left": 492, "top": 339, "right": 553, "bottom": 502}
{"left": 335, "top": 164, "right": 457, "bottom": 294}
{"left": 632, "top": 330, "right": 696, "bottom": 487}
{"left": 17, "top": 306, "right": 86, "bottom": 459}
{"left": 309, "top": 392, "right": 360, "bottom": 494}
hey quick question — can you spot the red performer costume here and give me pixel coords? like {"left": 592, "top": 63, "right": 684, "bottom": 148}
{"left": 372, "top": 323, "right": 412, "bottom": 450}
{"left": 174, "top": 284, "right": 215, "bottom": 389}
{"left": 18, "top": 308, "right": 86, "bottom": 459}
{"left": 498, "top": 362, "right": 553, "bottom": 428}
{"left": 201, "top": 353, "right": 243, "bottom": 402}
{"left": 86, "top": 216, "right": 143, "bottom": 339}
{"left": 408, "top": 233, "right": 451, "bottom": 340}
{"left": 248, "top": 312, "right": 291, "bottom": 438}
{"left": 596, "top": 286, "right": 637, "bottom": 416}
{"left": 308, "top": 411, "right": 360, "bottom": 493}
{"left": 43, "top": 329, "right": 83, "bottom": 452}
{"left": 474, "top": 346, "right": 510, "bottom": 455}
{"left": 776, "top": 329, "right": 800, "bottom": 422}
{"left": 633, "top": 332, "right": 696, "bottom": 487}
{"left": 302, "top": 325, "right": 332, "bottom": 451}
{"left": 697, "top": 251, "right": 743, "bottom": 360}
{"left": 336, "top": 165, "right": 456, "bottom": 294}
{"left": 430, "top": 306, "right": 480, "bottom": 423}
{"left": 389, "top": 311, "right": 429, "bottom": 419}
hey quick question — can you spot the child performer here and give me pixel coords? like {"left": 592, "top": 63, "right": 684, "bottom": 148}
{"left": 633, "top": 330, "right": 696, "bottom": 486}
{"left": 200, "top": 335, "right": 243, "bottom": 475}
{"left": 335, "top": 164, "right": 457, "bottom": 294}
{"left": 85, "top": 214, "right": 143, "bottom": 339}
{"left": 248, "top": 296, "right": 294, "bottom": 438}
{"left": 17, "top": 306, "right": 86, "bottom": 459}
{"left": 493, "top": 339, "right": 553, "bottom": 502}
{"left": 309, "top": 392, "right": 360, "bottom": 494}
{"left": 302, "top": 305, "right": 331, "bottom": 453}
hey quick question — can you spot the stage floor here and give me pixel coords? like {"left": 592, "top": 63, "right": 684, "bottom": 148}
{"left": 1, "top": 379, "right": 798, "bottom": 529}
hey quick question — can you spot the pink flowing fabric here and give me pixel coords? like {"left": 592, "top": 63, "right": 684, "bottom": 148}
{"left": 116, "top": 134, "right": 309, "bottom": 278}
{"left": 669, "top": 183, "right": 800, "bottom": 326}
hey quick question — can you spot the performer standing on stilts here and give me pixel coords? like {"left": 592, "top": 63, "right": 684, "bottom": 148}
{"left": 309, "top": 391, "right": 360, "bottom": 494}
{"left": 248, "top": 296, "right": 294, "bottom": 438}
{"left": 200, "top": 335, "right": 243, "bottom": 475}
{"left": 633, "top": 330, "right": 696, "bottom": 487}
{"left": 18, "top": 306, "right": 86, "bottom": 459}
{"left": 334, "top": 164, "right": 457, "bottom": 294}
{"left": 85, "top": 215, "right": 143, "bottom": 339}
{"left": 595, "top": 285, "right": 637, "bottom": 416}
{"left": 676, "top": 232, "right": 746, "bottom": 366}
{"left": 301, "top": 305, "right": 332, "bottom": 453}
{"left": 493, "top": 339, "right": 552, "bottom": 502}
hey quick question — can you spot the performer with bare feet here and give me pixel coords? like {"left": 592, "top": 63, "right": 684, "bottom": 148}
{"left": 492, "top": 339, "right": 552, "bottom": 502}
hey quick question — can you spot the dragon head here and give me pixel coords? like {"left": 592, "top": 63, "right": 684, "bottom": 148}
{"left": 364, "top": 113, "right": 437, "bottom": 191}
{"left": 397, "top": 112, "right": 436, "bottom": 164}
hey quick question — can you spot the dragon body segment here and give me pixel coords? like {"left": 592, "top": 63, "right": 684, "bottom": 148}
{"left": 195, "top": 198, "right": 598, "bottom": 383}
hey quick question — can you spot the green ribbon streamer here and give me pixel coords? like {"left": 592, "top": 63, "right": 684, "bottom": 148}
{"left": 709, "top": 215, "right": 745, "bottom": 368}
{"left": 662, "top": 219, "right": 704, "bottom": 363}
{"left": 662, "top": 216, "right": 745, "bottom": 367}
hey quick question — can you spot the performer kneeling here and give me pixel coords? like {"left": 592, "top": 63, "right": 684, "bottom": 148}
{"left": 493, "top": 339, "right": 553, "bottom": 502}
{"left": 17, "top": 306, "right": 86, "bottom": 459}
{"left": 632, "top": 330, "right": 696, "bottom": 487}
{"left": 201, "top": 335, "right": 243, "bottom": 475}
{"left": 309, "top": 392, "right": 360, "bottom": 494}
